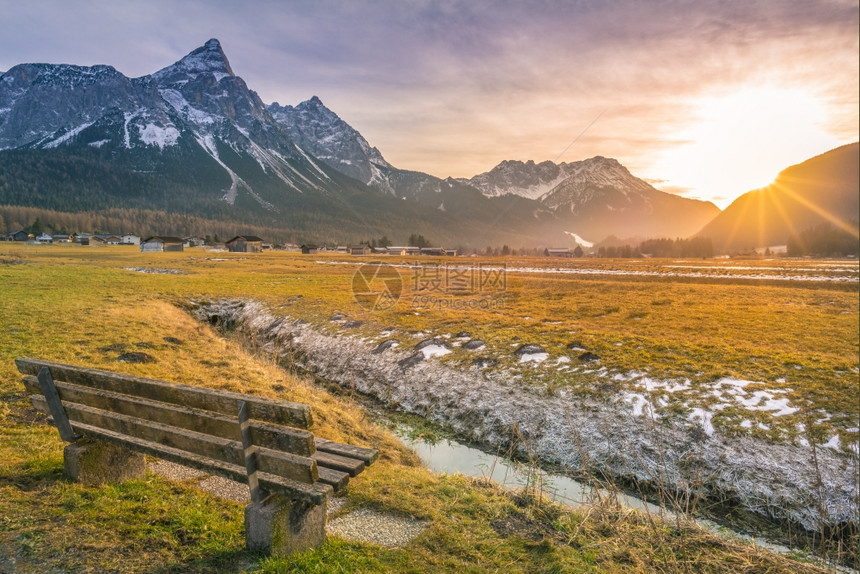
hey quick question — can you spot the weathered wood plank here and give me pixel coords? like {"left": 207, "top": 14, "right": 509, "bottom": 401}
{"left": 23, "top": 376, "right": 316, "bottom": 456}
{"left": 17, "top": 358, "right": 313, "bottom": 429}
{"left": 31, "top": 396, "right": 318, "bottom": 485}
{"left": 316, "top": 467, "right": 349, "bottom": 492}
{"left": 248, "top": 421, "right": 315, "bottom": 457}
{"left": 312, "top": 450, "right": 365, "bottom": 477}
{"left": 36, "top": 367, "right": 77, "bottom": 442}
{"left": 315, "top": 438, "right": 378, "bottom": 465}
{"left": 238, "top": 400, "right": 264, "bottom": 503}
{"left": 60, "top": 420, "right": 331, "bottom": 505}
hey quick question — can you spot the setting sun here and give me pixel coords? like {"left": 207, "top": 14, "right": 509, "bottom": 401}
{"left": 651, "top": 87, "right": 842, "bottom": 208}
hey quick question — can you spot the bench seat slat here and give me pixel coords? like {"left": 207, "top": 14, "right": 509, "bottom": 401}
{"left": 17, "top": 358, "right": 312, "bottom": 429}
{"left": 61, "top": 419, "right": 331, "bottom": 505}
{"left": 312, "top": 450, "right": 365, "bottom": 477}
{"left": 31, "top": 396, "right": 318, "bottom": 485}
{"left": 23, "top": 376, "right": 315, "bottom": 456}
{"left": 315, "top": 438, "right": 378, "bottom": 464}
{"left": 316, "top": 467, "right": 350, "bottom": 492}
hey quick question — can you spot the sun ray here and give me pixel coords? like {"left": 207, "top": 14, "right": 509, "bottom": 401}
{"left": 770, "top": 180, "right": 860, "bottom": 239}
{"left": 766, "top": 184, "right": 803, "bottom": 250}
{"left": 721, "top": 189, "right": 754, "bottom": 251}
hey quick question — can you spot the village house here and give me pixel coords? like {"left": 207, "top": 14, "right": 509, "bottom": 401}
{"left": 140, "top": 236, "right": 184, "bottom": 252}
{"left": 385, "top": 246, "right": 409, "bottom": 256}
{"left": 34, "top": 233, "right": 53, "bottom": 244}
{"left": 349, "top": 244, "right": 372, "bottom": 256}
{"left": 52, "top": 234, "right": 73, "bottom": 243}
{"left": 7, "top": 230, "right": 29, "bottom": 242}
{"left": 225, "top": 235, "right": 265, "bottom": 253}
{"left": 121, "top": 234, "right": 141, "bottom": 245}
{"left": 300, "top": 244, "right": 319, "bottom": 254}
{"left": 80, "top": 235, "right": 105, "bottom": 247}
{"left": 545, "top": 248, "right": 573, "bottom": 257}
{"left": 96, "top": 234, "right": 123, "bottom": 245}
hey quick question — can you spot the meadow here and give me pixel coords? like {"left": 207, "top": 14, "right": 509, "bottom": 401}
{"left": 0, "top": 243, "right": 856, "bottom": 572}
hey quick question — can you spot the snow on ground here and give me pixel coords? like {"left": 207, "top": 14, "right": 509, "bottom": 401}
{"left": 315, "top": 260, "right": 858, "bottom": 284}
{"left": 44, "top": 121, "right": 95, "bottom": 148}
{"left": 189, "top": 299, "right": 859, "bottom": 533}
{"left": 419, "top": 344, "right": 451, "bottom": 358}
{"left": 138, "top": 123, "right": 180, "bottom": 149}
{"left": 519, "top": 352, "right": 549, "bottom": 363}
{"left": 689, "top": 408, "right": 716, "bottom": 436}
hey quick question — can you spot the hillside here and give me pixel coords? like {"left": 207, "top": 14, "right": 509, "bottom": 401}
{"left": 696, "top": 143, "right": 859, "bottom": 252}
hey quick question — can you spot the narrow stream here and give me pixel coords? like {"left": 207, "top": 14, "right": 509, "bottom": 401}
{"left": 392, "top": 427, "right": 832, "bottom": 566}
{"left": 396, "top": 427, "right": 665, "bottom": 515}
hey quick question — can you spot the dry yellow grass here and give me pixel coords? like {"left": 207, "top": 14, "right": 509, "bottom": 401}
{"left": 0, "top": 243, "right": 853, "bottom": 572}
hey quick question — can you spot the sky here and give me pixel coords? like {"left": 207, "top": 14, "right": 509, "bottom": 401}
{"left": 0, "top": 0, "right": 857, "bottom": 209}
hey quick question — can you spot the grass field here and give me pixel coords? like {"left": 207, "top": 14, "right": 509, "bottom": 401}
{"left": 0, "top": 243, "right": 856, "bottom": 572}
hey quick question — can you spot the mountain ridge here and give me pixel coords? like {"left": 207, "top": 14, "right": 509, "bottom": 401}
{"left": 8, "top": 38, "right": 849, "bottom": 250}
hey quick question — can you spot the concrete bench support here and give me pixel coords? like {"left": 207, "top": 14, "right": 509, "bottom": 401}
{"left": 245, "top": 494, "right": 327, "bottom": 556}
{"left": 64, "top": 438, "right": 146, "bottom": 485}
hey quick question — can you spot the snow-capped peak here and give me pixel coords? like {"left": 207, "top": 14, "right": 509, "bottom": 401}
{"left": 268, "top": 96, "right": 393, "bottom": 187}
{"left": 152, "top": 38, "right": 234, "bottom": 83}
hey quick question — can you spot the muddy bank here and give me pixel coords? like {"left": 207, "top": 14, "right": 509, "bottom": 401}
{"left": 188, "top": 298, "right": 857, "bottom": 533}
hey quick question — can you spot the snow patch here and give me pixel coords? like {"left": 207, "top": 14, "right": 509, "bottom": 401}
{"left": 519, "top": 352, "right": 549, "bottom": 364}
{"left": 563, "top": 231, "right": 594, "bottom": 248}
{"left": 44, "top": 121, "right": 95, "bottom": 148}
{"left": 138, "top": 123, "right": 180, "bottom": 149}
{"left": 420, "top": 345, "right": 451, "bottom": 359}
{"left": 689, "top": 408, "right": 715, "bottom": 436}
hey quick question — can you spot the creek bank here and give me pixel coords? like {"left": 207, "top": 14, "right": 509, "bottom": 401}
{"left": 188, "top": 298, "right": 858, "bottom": 537}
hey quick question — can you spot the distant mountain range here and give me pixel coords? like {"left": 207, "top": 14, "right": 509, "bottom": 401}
{"left": 0, "top": 39, "right": 854, "bottom": 251}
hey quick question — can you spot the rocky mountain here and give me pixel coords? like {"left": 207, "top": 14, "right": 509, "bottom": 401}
{"left": 0, "top": 39, "right": 484, "bottom": 243}
{"left": 268, "top": 96, "right": 394, "bottom": 191}
{"left": 461, "top": 157, "right": 720, "bottom": 241}
{"left": 696, "top": 143, "right": 859, "bottom": 252}
{"left": 0, "top": 38, "right": 722, "bottom": 246}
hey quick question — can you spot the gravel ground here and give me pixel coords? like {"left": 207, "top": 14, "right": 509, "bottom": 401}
{"left": 326, "top": 508, "right": 428, "bottom": 547}
{"left": 148, "top": 460, "right": 427, "bottom": 547}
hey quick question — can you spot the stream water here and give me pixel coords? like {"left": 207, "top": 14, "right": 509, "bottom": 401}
{"left": 396, "top": 427, "right": 665, "bottom": 515}
{"left": 392, "top": 427, "right": 829, "bottom": 565}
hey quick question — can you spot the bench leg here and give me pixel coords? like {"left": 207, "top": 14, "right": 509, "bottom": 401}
{"left": 244, "top": 494, "right": 327, "bottom": 556}
{"left": 63, "top": 438, "right": 146, "bottom": 485}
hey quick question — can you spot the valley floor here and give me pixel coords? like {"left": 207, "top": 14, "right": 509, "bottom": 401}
{"left": 0, "top": 244, "right": 856, "bottom": 572}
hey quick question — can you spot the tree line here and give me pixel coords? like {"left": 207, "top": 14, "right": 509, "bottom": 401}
{"left": 787, "top": 221, "right": 859, "bottom": 257}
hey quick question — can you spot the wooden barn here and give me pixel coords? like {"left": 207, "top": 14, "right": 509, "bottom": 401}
{"left": 140, "top": 236, "right": 184, "bottom": 252}
{"left": 226, "top": 235, "right": 265, "bottom": 253}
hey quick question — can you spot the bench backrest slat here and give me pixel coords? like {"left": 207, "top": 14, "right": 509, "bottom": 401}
{"left": 64, "top": 418, "right": 331, "bottom": 505}
{"left": 22, "top": 376, "right": 315, "bottom": 456}
{"left": 30, "top": 395, "right": 319, "bottom": 485}
{"left": 16, "top": 358, "right": 313, "bottom": 429}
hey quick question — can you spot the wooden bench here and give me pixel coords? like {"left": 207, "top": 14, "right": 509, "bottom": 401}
{"left": 15, "top": 357, "right": 378, "bottom": 556}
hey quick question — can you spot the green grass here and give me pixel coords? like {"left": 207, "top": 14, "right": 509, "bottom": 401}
{"left": 0, "top": 243, "right": 853, "bottom": 572}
